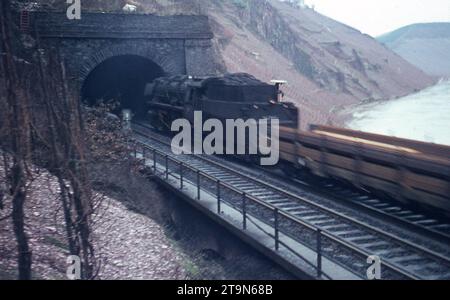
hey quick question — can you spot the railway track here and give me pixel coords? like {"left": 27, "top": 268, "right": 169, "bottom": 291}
{"left": 313, "top": 178, "right": 450, "bottom": 241}
{"left": 237, "top": 162, "right": 450, "bottom": 245}
{"left": 131, "top": 122, "right": 450, "bottom": 280}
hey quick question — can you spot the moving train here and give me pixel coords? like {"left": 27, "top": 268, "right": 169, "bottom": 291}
{"left": 143, "top": 73, "right": 450, "bottom": 215}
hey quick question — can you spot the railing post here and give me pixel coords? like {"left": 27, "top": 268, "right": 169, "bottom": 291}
{"left": 165, "top": 155, "right": 169, "bottom": 180}
{"left": 274, "top": 208, "right": 279, "bottom": 251}
{"left": 317, "top": 229, "right": 322, "bottom": 278}
{"left": 134, "top": 147, "right": 137, "bottom": 158}
{"left": 180, "top": 162, "right": 184, "bottom": 189}
{"left": 217, "top": 180, "right": 221, "bottom": 214}
{"left": 197, "top": 170, "right": 200, "bottom": 200}
{"left": 242, "top": 193, "right": 247, "bottom": 230}
{"left": 153, "top": 149, "right": 156, "bottom": 172}
{"left": 142, "top": 147, "right": 146, "bottom": 166}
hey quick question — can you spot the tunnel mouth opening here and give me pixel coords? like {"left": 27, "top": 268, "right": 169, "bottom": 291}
{"left": 81, "top": 55, "right": 165, "bottom": 118}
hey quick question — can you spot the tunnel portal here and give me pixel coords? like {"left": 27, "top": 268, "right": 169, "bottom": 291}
{"left": 81, "top": 55, "right": 165, "bottom": 117}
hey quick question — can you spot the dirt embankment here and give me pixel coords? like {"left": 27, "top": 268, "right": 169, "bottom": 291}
{"left": 1, "top": 159, "right": 293, "bottom": 279}
{"left": 118, "top": 0, "right": 435, "bottom": 127}
{"left": 90, "top": 162, "right": 294, "bottom": 280}
{"left": 0, "top": 162, "right": 186, "bottom": 279}
{"left": 204, "top": 0, "right": 435, "bottom": 127}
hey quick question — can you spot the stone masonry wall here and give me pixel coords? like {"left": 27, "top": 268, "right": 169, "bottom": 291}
{"left": 31, "top": 12, "right": 220, "bottom": 90}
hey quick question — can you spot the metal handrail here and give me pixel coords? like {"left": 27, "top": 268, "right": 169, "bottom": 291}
{"left": 134, "top": 142, "right": 351, "bottom": 279}
{"left": 133, "top": 131, "right": 450, "bottom": 268}
{"left": 133, "top": 139, "right": 422, "bottom": 280}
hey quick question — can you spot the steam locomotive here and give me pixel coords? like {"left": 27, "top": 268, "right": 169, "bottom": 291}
{"left": 143, "top": 73, "right": 299, "bottom": 131}
{"left": 141, "top": 73, "right": 450, "bottom": 216}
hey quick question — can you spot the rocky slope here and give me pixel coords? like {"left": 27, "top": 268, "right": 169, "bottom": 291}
{"left": 378, "top": 23, "right": 450, "bottom": 78}
{"left": 135, "top": 0, "right": 435, "bottom": 127}
{"left": 0, "top": 164, "right": 186, "bottom": 280}
{"left": 29, "top": 0, "right": 435, "bottom": 128}
{"left": 204, "top": 0, "right": 435, "bottom": 127}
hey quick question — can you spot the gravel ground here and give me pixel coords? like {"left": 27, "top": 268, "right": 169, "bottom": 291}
{"left": 0, "top": 164, "right": 187, "bottom": 280}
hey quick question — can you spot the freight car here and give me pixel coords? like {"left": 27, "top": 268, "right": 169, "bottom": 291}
{"left": 280, "top": 125, "right": 450, "bottom": 215}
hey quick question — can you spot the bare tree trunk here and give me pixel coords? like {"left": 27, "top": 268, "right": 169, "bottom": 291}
{"left": 10, "top": 161, "right": 31, "bottom": 280}
{"left": 0, "top": 0, "right": 32, "bottom": 280}
{"left": 33, "top": 42, "right": 98, "bottom": 278}
{"left": 35, "top": 43, "right": 78, "bottom": 256}
{"left": 59, "top": 59, "right": 96, "bottom": 279}
{"left": 1, "top": 0, "right": 99, "bottom": 280}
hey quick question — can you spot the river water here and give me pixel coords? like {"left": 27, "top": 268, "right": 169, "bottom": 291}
{"left": 347, "top": 80, "right": 450, "bottom": 146}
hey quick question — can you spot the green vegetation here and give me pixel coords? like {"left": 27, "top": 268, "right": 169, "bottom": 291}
{"left": 183, "top": 260, "right": 200, "bottom": 278}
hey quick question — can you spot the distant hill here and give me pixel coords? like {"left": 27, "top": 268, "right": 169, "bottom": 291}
{"left": 378, "top": 23, "right": 450, "bottom": 77}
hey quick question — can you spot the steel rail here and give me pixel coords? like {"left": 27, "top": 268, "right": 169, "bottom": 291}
{"left": 132, "top": 123, "right": 450, "bottom": 280}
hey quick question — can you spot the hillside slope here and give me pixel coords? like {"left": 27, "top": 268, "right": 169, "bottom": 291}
{"left": 29, "top": 0, "right": 435, "bottom": 128}
{"left": 203, "top": 0, "right": 434, "bottom": 127}
{"left": 378, "top": 23, "right": 450, "bottom": 78}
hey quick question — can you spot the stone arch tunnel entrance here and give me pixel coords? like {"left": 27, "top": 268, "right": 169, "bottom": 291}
{"left": 81, "top": 55, "right": 165, "bottom": 117}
